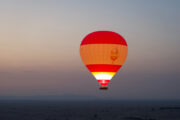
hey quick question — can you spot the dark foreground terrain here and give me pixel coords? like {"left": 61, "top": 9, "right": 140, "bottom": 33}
{"left": 0, "top": 100, "right": 180, "bottom": 120}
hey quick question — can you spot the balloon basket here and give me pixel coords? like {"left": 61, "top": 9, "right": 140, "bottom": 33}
{"left": 99, "top": 86, "right": 108, "bottom": 90}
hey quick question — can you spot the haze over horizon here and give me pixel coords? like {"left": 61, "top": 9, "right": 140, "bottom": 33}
{"left": 0, "top": 0, "right": 180, "bottom": 100}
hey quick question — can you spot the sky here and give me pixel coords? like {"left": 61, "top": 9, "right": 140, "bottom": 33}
{"left": 0, "top": 0, "right": 180, "bottom": 100}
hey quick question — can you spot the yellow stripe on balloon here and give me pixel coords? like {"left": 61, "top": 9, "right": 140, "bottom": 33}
{"left": 80, "top": 44, "right": 128, "bottom": 65}
{"left": 91, "top": 72, "right": 116, "bottom": 80}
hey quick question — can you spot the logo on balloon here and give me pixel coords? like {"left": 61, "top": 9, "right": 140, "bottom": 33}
{"left": 110, "top": 48, "right": 119, "bottom": 64}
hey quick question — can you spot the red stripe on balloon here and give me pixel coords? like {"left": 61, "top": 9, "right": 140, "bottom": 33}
{"left": 97, "top": 80, "right": 110, "bottom": 86}
{"left": 81, "top": 31, "right": 127, "bottom": 46}
{"left": 86, "top": 64, "right": 121, "bottom": 72}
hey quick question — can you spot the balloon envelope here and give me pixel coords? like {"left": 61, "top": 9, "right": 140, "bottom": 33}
{"left": 80, "top": 31, "right": 128, "bottom": 89}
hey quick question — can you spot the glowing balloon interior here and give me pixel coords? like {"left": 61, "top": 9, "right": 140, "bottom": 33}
{"left": 80, "top": 31, "right": 128, "bottom": 90}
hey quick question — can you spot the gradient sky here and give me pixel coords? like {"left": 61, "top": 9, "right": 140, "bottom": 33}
{"left": 0, "top": 0, "right": 180, "bottom": 100}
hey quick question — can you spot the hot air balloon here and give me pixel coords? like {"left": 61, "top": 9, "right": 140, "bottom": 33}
{"left": 80, "top": 31, "right": 128, "bottom": 90}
